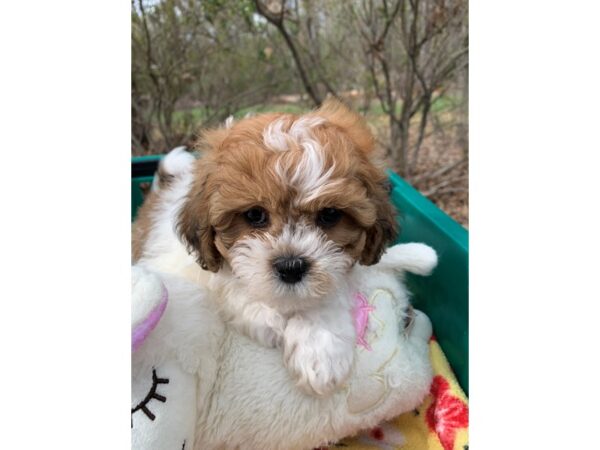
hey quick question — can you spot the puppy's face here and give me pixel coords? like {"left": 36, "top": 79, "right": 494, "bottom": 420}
{"left": 178, "top": 100, "right": 397, "bottom": 313}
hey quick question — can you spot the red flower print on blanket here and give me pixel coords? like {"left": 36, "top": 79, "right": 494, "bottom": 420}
{"left": 425, "top": 375, "right": 468, "bottom": 450}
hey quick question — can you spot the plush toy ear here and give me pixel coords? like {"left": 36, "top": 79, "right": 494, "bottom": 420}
{"left": 378, "top": 243, "right": 438, "bottom": 275}
{"left": 132, "top": 266, "right": 168, "bottom": 352}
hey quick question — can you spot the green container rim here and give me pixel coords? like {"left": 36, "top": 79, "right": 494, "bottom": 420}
{"left": 387, "top": 170, "right": 468, "bottom": 252}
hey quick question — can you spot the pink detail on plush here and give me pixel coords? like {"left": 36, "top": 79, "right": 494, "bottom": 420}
{"left": 132, "top": 285, "right": 168, "bottom": 352}
{"left": 353, "top": 291, "right": 375, "bottom": 351}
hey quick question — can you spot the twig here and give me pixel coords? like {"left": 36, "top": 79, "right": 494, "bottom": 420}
{"left": 421, "top": 174, "right": 467, "bottom": 197}
{"left": 432, "top": 187, "right": 468, "bottom": 196}
{"left": 254, "top": 0, "right": 323, "bottom": 105}
{"left": 410, "top": 157, "right": 467, "bottom": 184}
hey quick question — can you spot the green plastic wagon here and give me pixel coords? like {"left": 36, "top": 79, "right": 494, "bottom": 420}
{"left": 131, "top": 155, "right": 469, "bottom": 394}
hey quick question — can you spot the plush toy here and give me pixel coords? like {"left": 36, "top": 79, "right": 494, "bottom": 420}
{"left": 132, "top": 243, "right": 437, "bottom": 450}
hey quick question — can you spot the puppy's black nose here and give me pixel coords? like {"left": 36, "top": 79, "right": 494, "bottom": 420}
{"left": 273, "top": 256, "right": 310, "bottom": 284}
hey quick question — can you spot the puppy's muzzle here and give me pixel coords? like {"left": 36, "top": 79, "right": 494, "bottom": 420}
{"left": 273, "top": 256, "right": 310, "bottom": 284}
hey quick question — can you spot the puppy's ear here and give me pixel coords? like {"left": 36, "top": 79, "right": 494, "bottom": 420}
{"left": 176, "top": 130, "right": 227, "bottom": 272}
{"left": 317, "top": 98, "right": 399, "bottom": 265}
{"left": 360, "top": 179, "right": 399, "bottom": 266}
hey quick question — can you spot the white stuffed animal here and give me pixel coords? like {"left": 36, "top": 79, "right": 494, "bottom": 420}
{"left": 132, "top": 243, "right": 437, "bottom": 450}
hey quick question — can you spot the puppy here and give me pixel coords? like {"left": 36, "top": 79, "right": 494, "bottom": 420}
{"left": 133, "top": 99, "right": 398, "bottom": 396}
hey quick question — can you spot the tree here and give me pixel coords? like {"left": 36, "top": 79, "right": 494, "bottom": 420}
{"left": 254, "top": 0, "right": 329, "bottom": 105}
{"left": 349, "top": 0, "right": 468, "bottom": 176}
{"left": 131, "top": 0, "right": 292, "bottom": 154}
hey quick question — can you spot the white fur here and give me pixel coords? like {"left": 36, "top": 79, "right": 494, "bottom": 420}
{"left": 144, "top": 147, "right": 200, "bottom": 282}
{"left": 283, "top": 303, "right": 355, "bottom": 396}
{"left": 137, "top": 147, "right": 431, "bottom": 398}
{"left": 131, "top": 255, "right": 434, "bottom": 450}
{"left": 226, "top": 223, "right": 353, "bottom": 310}
{"left": 160, "top": 146, "right": 195, "bottom": 177}
{"left": 196, "top": 309, "right": 432, "bottom": 450}
{"left": 264, "top": 116, "right": 335, "bottom": 205}
{"left": 213, "top": 222, "right": 356, "bottom": 396}
{"left": 135, "top": 145, "right": 437, "bottom": 444}
{"left": 286, "top": 137, "right": 336, "bottom": 206}
{"left": 137, "top": 149, "right": 209, "bottom": 286}
{"left": 196, "top": 301, "right": 432, "bottom": 450}
{"left": 151, "top": 146, "right": 195, "bottom": 192}
{"left": 288, "top": 115, "right": 326, "bottom": 141}
{"left": 263, "top": 117, "right": 289, "bottom": 152}
{"left": 378, "top": 242, "right": 438, "bottom": 276}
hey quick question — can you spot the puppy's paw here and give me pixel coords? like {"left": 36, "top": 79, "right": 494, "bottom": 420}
{"left": 236, "top": 303, "right": 286, "bottom": 348}
{"left": 252, "top": 321, "right": 284, "bottom": 348}
{"left": 283, "top": 324, "right": 354, "bottom": 397}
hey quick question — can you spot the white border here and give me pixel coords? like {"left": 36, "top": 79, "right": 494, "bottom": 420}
{"left": 471, "top": 1, "right": 600, "bottom": 448}
{"left": 1, "top": 0, "right": 600, "bottom": 448}
{"left": 1, "top": 0, "right": 130, "bottom": 448}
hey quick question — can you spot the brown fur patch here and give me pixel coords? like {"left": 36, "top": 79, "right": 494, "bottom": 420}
{"left": 132, "top": 190, "right": 161, "bottom": 262}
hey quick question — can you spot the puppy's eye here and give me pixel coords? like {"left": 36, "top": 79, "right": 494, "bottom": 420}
{"left": 243, "top": 207, "right": 269, "bottom": 228}
{"left": 316, "top": 208, "right": 343, "bottom": 228}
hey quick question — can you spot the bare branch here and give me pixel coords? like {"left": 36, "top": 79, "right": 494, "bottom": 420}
{"left": 433, "top": 187, "right": 468, "bottom": 196}
{"left": 253, "top": 0, "right": 284, "bottom": 25}
{"left": 254, "top": 0, "right": 323, "bottom": 105}
{"left": 422, "top": 174, "right": 468, "bottom": 197}
{"left": 377, "top": 0, "right": 403, "bottom": 47}
{"left": 410, "top": 157, "right": 468, "bottom": 183}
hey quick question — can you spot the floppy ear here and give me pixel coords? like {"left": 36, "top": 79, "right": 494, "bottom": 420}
{"left": 176, "top": 130, "right": 227, "bottom": 272}
{"left": 317, "top": 98, "right": 399, "bottom": 265}
{"left": 176, "top": 167, "right": 222, "bottom": 272}
{"left": 359, "top": 179, "right": 399, "bottom": 266}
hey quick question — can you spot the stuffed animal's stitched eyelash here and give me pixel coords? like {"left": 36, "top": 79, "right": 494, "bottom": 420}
{"left": 131, "top": 368, "right": 169, "bottom": 426}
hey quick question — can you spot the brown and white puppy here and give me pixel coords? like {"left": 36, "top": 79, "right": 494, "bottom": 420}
{"left": 133, "top": 99, "right": 398, "bottom": 396}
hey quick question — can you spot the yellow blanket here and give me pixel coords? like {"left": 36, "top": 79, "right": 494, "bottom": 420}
{"left": 333, "top": 337, "right": 468, "bottom": 450}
